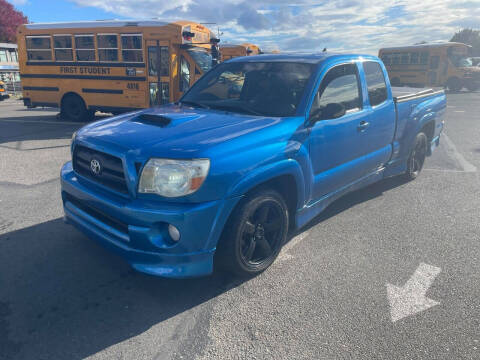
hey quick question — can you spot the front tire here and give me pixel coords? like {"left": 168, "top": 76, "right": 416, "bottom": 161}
{"left": 216, "top": 189, "right": 289, "bottom": 276}
{"left": 405, "top": 132, "right": 428, "bottom": 181}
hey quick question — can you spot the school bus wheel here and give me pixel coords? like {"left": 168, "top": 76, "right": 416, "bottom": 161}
{"left": 61, "top": 93, "right": 93, "bottom": 122}
{"left": 446, "top": 77, "right": 463, "bottom": 92}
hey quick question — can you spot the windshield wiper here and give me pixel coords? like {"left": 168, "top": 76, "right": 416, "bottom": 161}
{"left": 179, "top": 100, "right": 210, "bottom": 109}
{"left": 208, "top": 103, "right": 264, "bottom": 116}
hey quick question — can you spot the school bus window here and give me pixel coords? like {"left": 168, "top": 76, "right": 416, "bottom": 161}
{"left": 54, "top": 35, "right": 73, "bottom": 61}
{"left": 420, "top": 52, "right": 428, "bottom": 65}
{"left": 410, "top": 52, "right": 419, "bottom": 64}
{"left": 392, "top": 54, "right": 400, "bottom": 65}
{"left": 400, "top": 53, "right": 409, "bottom": 64}
{"left": 121, "top": 34, "right": 143, "bottom": 62}
{"left": 0, "top": 50, "right": 7, "bottom": 62}
{"left": 148, "top": 46, "right": 169, "bottom": 76}
{"left": 381, "top": 54, "right": 391, "bottom": 65}
{"left": 180, "top": 56, "right": 190, "bottom": 92}
{"left": 75, "top": 35, "right": 95, "bottom": 61}
{"left": 98, "top": 34, "right": 118, "bottom": 62}
{"left": 26, "top": 36, "right": 52, "bottom": 61}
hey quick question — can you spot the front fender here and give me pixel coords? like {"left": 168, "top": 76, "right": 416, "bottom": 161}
{"left": 228, "top": 158, "right": 306, "bottom": 212}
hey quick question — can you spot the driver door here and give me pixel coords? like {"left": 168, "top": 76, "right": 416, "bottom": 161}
{"left": 146, "top": 39, "right": 170, "bottom": 106}
{"left": 308, "top": 62, "right": 374, "bottom": 201}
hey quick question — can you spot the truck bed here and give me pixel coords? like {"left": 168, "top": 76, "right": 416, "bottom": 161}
{"left": 392, "top": 87, "right": 444, "bottom": 103}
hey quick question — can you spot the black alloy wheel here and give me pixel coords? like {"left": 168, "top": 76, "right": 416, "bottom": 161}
{"left": 405, "top": 132, "right": 428, "bottom": 180}
{"left": 217, "top": 189, "right": 289, "bottom": 276}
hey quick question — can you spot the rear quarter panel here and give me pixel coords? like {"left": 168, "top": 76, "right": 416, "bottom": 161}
{"left": 386, "top": 91, "right": 446, "bottom": 176}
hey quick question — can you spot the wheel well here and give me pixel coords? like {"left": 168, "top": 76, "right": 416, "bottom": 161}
{"left": 245, "top": 175, "right": 298, "bottom": 229}
{"left": 421, "top": 121, "right": 435, "bottom": 143}
{"left": 61, "top": 92, "right": 84, "bottom": 107}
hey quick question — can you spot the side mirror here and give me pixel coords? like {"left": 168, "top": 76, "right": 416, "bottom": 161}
{"left": 309, "top": 103, "right": 346, "bottom": 123}
{"left": 323, "top": 103, "right": 346, "bottom": 119}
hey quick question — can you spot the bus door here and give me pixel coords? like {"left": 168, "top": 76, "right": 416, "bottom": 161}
{"left": 146, "top": 39, "right": 170, "bottom": 106}
{"left": 428, "top": 52, "right": 440, "bottom": 86}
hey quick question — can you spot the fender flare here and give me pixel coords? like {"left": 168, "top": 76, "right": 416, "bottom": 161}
{"left": 228, "top": 158, "right": 306, "bottom": 211}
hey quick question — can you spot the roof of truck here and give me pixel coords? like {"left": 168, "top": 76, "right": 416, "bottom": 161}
{"left": 227, "top": 52, "right": 378, "bottom": 64}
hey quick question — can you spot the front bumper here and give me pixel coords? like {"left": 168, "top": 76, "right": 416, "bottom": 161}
{"left": 61, "top": 161, "right": 239, "bottom": 278}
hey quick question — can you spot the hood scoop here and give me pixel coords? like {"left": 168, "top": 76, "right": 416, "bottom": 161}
{"left": 134, "top": 113, "right": 172, "bottom": 127}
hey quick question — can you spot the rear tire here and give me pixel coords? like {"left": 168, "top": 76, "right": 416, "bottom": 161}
{"left": 61, "top": 94, "right": 93, "bottom": 122}
{"left": 404, "top": 132, "right": 428, "bottom": 181}
{"left": 216, "top": 189, "right": 289, "bottom": 277}
{"left": 447, "top": 77, "right": 463, "bottom": 92}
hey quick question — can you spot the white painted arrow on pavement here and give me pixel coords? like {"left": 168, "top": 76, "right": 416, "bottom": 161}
{"left": 386, "top": 263, "right": 441, "bottom": 322}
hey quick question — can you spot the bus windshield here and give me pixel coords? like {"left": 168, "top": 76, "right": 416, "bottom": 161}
{"left": 454, "top": 57, "right": 473, "bottom": 68}
{"left": 181, "top": 61, "right": 316, "bottom": 117}
{"left": 187, "top": 48, "right": 212, "bottom": 73}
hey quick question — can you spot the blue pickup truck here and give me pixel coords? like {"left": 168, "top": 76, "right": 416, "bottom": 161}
{"left": 61, "top": 53, "right": 446, "bottom": 278}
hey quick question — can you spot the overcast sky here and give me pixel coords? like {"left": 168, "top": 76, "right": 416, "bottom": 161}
{"left": 11, "top": 0, "right": 478, "bottom": 54}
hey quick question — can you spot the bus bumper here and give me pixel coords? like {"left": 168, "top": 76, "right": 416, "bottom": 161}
{"left": 60, "top": 161, "right": 238, "bottom": 278}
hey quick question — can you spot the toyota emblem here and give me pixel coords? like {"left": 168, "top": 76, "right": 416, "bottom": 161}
{"left": 90, "top": 158, "right": 101, "bottom": 175}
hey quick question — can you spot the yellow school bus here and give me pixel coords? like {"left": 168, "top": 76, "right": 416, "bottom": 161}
{"left": 17, "top": 20, "right": 218, "bottom": 120}
{"left": 379, "top": 42, "right": 480, "bottom": 91}
{"left": 220, "top": 43, "right": 261, "bottom": 61}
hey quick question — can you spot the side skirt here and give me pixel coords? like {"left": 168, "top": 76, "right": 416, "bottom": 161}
{"left": 295, "top": 167, "right": 385, "bottom": 229}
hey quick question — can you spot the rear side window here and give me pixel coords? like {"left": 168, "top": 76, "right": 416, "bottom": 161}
{"left": 310, "top": 63, "right": 362, "bottom": 118}
{"left": 363, "top": 61, "right": 388, "bottom": 106}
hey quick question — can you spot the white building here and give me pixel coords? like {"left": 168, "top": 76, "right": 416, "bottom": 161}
{"left": 0, "top": 43, "right": 20, "bottom": 92}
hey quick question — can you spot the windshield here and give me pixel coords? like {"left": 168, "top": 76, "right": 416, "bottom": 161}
{"left": 187, "top": 48, "right": 212, "bottom": 73}
{"left": 453, "top": 57, "right": 473, "bottom": 68}
{"left": 181, "top": 61, "right": 316, "bottom": 117}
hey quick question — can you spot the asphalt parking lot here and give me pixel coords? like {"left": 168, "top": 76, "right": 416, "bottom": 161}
{"left": 1, "top": 91, "right": 479, "bottom": 360}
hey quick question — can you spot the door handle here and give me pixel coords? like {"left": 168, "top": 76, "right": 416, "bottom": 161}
{"left": 357, "top": 121, "right": 370, "bottom": 131}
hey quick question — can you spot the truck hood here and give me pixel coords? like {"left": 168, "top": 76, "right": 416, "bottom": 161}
{"left": 76, "top": 104, "right": 285, "bottom": 158}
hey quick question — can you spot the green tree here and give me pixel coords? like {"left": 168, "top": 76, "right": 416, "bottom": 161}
{"left": 450, "top": 28, "right": 480, "bottom": 56}
{"left": 0, "top": 0, "right": 28, "bottom": 43}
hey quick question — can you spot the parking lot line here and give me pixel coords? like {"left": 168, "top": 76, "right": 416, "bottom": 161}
{"left": 442, "top": 133, "right": 477, "bottom": 173}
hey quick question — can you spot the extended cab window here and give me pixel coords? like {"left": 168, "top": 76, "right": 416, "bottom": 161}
{"left": 363, "top": 61, "right": 388, "bottom": 106}
{"left": 310, "top": 63, "right": 361, "bottom": 119}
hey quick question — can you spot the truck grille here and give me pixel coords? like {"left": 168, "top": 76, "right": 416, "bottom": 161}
{"left": 73, "top": 145, "right": 128, "bottom": 194}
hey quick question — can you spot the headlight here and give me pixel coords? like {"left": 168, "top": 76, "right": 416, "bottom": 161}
{"left": 138, "top": 158, "right": 210, "bottom": 197}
